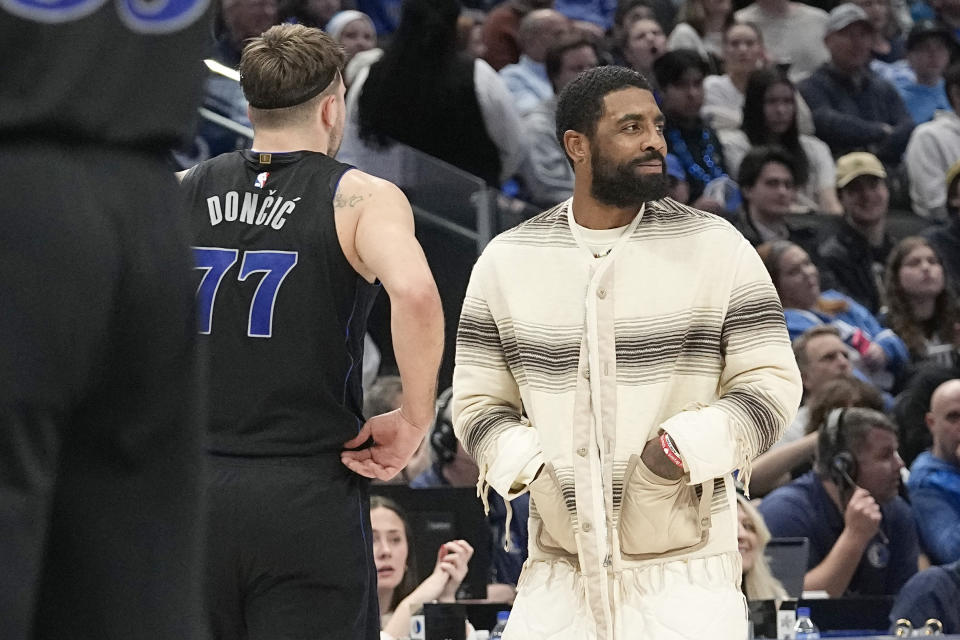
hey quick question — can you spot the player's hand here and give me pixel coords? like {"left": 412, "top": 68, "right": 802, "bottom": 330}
{"left": 436, "top": 539, "right": 473, "bottom": 601}
{"left": 844, "top": 487, "right": 881, "bottom": 543}
{"left": 640, "top": 435, "right": 684, "bottom": 481}
{"left": 340, "top": 409, "right": 427, "bottom": 480}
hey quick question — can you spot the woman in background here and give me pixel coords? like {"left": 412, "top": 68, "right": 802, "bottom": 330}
{"left": 737, "top": 494, "right": 789, "bottom": 602}
{"left": 884, "top": 236, "right": 960, "bottom": 367}
{"left": 719, "top": 67, "right": 841, "bottom": 214}
{"left": 758, "top": 240, "right": 909, "bottom": 391}
{"left": 371, "top": 495, "right": 474, "bottom": 640}
{"left": 667, "top": 0, "right": 733, "bottom": 72}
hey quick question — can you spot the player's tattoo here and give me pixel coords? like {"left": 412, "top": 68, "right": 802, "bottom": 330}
{"left": 334, "top": 192, "right": 368, "bottom": 208}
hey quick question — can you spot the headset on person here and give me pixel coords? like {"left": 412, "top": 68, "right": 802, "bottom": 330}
{"left": 430, "top": 387, "right": 458, "bottom": 465}
{"left": 821, "top": 407, "right": 889, "bottom": 544}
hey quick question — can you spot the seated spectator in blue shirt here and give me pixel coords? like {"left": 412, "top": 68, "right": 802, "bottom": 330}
{"left": 758, "top": 407, "right": 919, "bottom": 596}
{"left": 520, "top": 35, "right": 599, "bottom": 207}
{"left": 882, "top": 21, "right": 956, "bottom": 125}
{"left": 799, "top": 3, "right": 915, "bottom": 164}
{"left": 758, "top": 240, "right": 910, "bottom": 391}
{"left": 888, "top": 559, "right": 960, "bottom": 634}
{"left": 908, "top": 378, "right": 960, "bottom": 563}
{"left": 499, "top": 9, "right": 571, "bottom": 116}
{"left": 410, "top": 390, "right": 529, "bottom": 591}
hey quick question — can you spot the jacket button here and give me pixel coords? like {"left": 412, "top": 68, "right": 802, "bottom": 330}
{"left": 597, "top": 288, "right": 607, "bottom": 299}
{"left": 583, "top": 367, "right": 590, "bottom": 380}
{"left": 582, "top": 522, "right": 592, "bottom": 532}
{"left": 577, "top": 446, "right": 587, "bottom": 457}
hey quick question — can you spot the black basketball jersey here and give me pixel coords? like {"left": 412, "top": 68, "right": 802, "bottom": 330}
{"left": 181, "top": 150, "right": 380, "bottom": 457}
{"left": 0, "top": 0, "right": 209, "bottom": 150}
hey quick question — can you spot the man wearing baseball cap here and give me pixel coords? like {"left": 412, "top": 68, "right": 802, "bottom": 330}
{"left": 799, "top": 3, "right": 915, "bottom": 163}
{"left": 819, "top": 152, "right": 897, "bottom": 314}
{"left": 889, "top": 21, "right": 958, "bottom": 125}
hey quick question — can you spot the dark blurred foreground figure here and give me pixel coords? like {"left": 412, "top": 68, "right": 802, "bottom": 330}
{"left": 0, "top": 1, "right": 211, "bottom": 638}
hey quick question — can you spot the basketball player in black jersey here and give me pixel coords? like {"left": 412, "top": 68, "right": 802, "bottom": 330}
{"left": 179, "top": 25, "right": 444, "bottom": 640}
{"left": 0, "top": 1, "right": 210, "bottom": 639}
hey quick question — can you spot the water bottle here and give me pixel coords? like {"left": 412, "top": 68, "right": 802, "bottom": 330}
{"left": 793, "top": 607, "right": 821, "bottom": 640}
{"left": 490, "top": 610, "right": 510, "bottom": 639}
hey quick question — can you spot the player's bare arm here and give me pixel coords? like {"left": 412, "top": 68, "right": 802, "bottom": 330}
{"left": 337, "top": 169, "right": 444, "bottom": 480}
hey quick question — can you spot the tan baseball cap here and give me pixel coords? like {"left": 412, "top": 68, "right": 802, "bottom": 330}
{"left": 836, "top": 152, "right": 887, "bottom": 189}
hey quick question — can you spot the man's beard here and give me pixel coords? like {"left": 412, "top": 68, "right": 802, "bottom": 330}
{"left": 590, "top": 147, "right": 668, "bottom": 209}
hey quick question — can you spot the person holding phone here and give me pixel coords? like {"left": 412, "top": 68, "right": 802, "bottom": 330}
{"left": 759, "top": 408, "right": 919, "bottom": 597}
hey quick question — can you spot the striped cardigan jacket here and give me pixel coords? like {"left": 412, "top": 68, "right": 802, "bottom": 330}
{"left": 452, "top": 198, "right": 802, "bottom": 638}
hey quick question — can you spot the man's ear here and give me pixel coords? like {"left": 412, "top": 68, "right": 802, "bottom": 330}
{"left": 563, "top": 130, "right": 589, "bottom": 166}
{"left": 320, "top": 93, "right": 339, "bottom": 128}
{"left": 925, "top": 411, "right": 936, "bottom": 434}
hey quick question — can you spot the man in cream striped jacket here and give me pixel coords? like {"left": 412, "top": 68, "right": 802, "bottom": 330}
{"left": 452, "top": 66, "right": 802, "bottom": 640}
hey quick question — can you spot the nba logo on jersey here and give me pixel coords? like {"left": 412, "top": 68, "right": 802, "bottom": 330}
{"left": 254, "top": 172, "right": 270, "bottom": 188}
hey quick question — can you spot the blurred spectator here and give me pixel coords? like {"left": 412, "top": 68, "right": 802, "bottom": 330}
{"left": 666, "top": 152, "right": 692, "bottom": 202}
{"left": 458, "top": 10, "right": 489, "bottom": 58}
{"left": 655, "top": 49, "right": 728, "bottom": 209}
{"left": 410, "top": 390, "right": 529, "bottom": 588}
{"left": 279, "top": 0, "right": 339, "bottom": 26}
{"left": 893, "top": 365, "right": 960, "bottom": 465}
{"left": 930, "top": 0, "right": 960, "bottom": 39}
{"left": 884, "top": 236, "right": 960, "bottom": 366}
{"left": 882, "top": 21, "right": 955, "bottom": 124}
{"left": 499, "top": 9, "right": 571, "bottom": 115}
{"left": 924, "top": 159, "right": 960, "bottom": 285}
{"left": 732, "top": 146, "right": 821, "bottom": 251}
{"left": 751, "top": 374, "right": 885, "bottom": 496}
{"left": 482, "top": 0, "right": 553, "bottom": 71}
{"left": 370, "top": 496, "right": 476, "bottom": 639}
{"left": 758, "top": 407, "right": 918, "bottom": 597}
{"left": 521, "top": 36, "right": 599, "bottom": 206}
{"left": 854, "top": 0, "right": 909, "bottom": 62}
{"left": 177, "top": 0, "right": 279, "bottom": 168}
{"left": 553, "top": 0, "right": 618, "bottom": 32}
{"left": 906, "top": 63, "right": 960, "bottom": 219}
{"left": 819, "top": 152, "right": 896, "bottom": 315}
{"left": 758, "top": 240, "right": 909, "bottom": 390}
{"left": 734, "top": 0, "right": 830, "bottom": 82}
{"left": 325, "top": 10, "right": 378, "bottom": 63}
{"left": 346, "top": 0, "right": 526, "bottom": 187}
{"left": 720, "top": 67, "right": 841, "bottom": 213}
{"left": 737, "top": 493, "right": 789, "bottom": 602}
{"left": 799, "top": 3, "right": 915, "bottom": 164}
{"left": 667, "top": 0, "right": 734, "bottom": 70}
{"left": 355, "top": 0, "right": 402, "bottom": 35}
{"left": 907, "top": 378, "right": 960, "bottom": 563}
{"left": 702, "top": 22, "right": 765, "bottom": 130}
{"left": 621, "top": 17, "right": 669, "bottom": 87}
{"left": 888, "top": 559, "right": 960, "bottom": 634}
{"left": 612, "top": 0, "right": 678, "bottom": 44}
{"left": 366, "top": 375, "right": 432, "bottom": 485}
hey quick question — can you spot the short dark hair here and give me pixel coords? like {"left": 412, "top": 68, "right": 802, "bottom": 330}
{"left": 792, "top": 325, "right": 842, "bottom": 370}
{"left": 555, "top": 65, "right": 653, "bottom": 148}
{"left": 738, "top": 145, "right": 799, "bottom": 189}
{"left": 240, "top": 24, "right": 345, "bottom": 128}
{"left": 652, "top": 48, "right": 708, "bottom": 90}
{"left": 545, "top": 36, "right": 598, "bottom": 90}
{"left": 814, "top": 407, "right": 897, "bottom": 476}
{"left": 945, "top": 62, "right": 960, "bottom": 111}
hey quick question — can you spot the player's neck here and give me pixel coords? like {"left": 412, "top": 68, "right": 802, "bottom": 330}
{"left": 571, "top": 184, "right": 641, "bottom": 230}
{"left": 251, "top": 127, "right": 332, "bottom": 155}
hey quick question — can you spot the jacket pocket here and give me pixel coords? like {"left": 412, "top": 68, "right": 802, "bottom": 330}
{"left": 528, "top": 463, "right": 578, "bottom": 555}
{"left": 618, "top": 453, "right": 713, "bottom": 560}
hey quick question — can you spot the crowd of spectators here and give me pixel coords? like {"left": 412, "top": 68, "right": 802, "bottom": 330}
{"left": 177, "top": 0, "right": 960, "bottom": 632}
